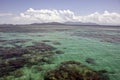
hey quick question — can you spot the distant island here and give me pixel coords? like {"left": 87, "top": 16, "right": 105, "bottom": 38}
{"left": 0, "top": 22, "right": 120, "bottom": 27}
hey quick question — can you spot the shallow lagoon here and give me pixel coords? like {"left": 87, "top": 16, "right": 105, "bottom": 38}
{"left": 0, "top": 25, "right": 120, "bottom": 80}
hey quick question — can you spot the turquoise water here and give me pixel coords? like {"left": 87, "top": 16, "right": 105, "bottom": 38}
{"left": 0, "top": 26, "right": 120, "bottom": 80}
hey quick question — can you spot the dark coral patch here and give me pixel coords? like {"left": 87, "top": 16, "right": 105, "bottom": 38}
{"left": 44, "top": 61, "right": 109, "bottom": 80}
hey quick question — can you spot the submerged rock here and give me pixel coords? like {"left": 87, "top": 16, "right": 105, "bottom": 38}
{"left": 55, "top": 50, "right": 64, "bottom": 54}
{"left": 0, "top": 48, "right": 27, "bottom": 59}
{"left": 52, "top": 41, "right": 61, "bottom": 45}
{"left": 42, "top": 40, "right": 51, "bottom": 42}
{"left": 27, "top": 42, "right": 56, "bottom": 52}
{"left": 86, "top": 58, "right": 96, "bottom": 64}
{"left": 44, "top": 61, "right": 109, "bottom": 80}
{"left": 0, "top": 57, "right": 27, "bottom": 77}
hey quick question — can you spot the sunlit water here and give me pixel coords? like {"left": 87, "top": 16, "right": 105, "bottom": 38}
{"left": 0, "top": 25, "right": 120, "bottom": 80}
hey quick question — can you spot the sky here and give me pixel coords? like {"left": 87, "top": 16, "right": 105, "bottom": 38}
{"left": 0, "top": 0, "right": 120, "bottom": 25}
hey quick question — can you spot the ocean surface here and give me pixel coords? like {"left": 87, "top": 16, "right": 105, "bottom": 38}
{"left": 0, "top": 25, "right": 120, "bottom": 80}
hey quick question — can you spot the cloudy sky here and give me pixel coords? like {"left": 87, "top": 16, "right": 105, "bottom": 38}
{"left": 0, "top": 0, "right": 120, "bottom": 25}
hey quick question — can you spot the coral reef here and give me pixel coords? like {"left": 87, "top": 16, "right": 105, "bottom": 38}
{"left": 0, "top": 42, "right": 58, "bottom": 77}
{"left": 44, "top": 61, "right": 109, "bottom": 80}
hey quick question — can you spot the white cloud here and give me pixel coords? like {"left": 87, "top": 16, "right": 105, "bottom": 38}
{"left": 0, "top": 8, "right": 120, "bottom": 25}
{"left": 79, "top": 11, "right": 120, "bottom": 25}
{"left": 15, "top": 8, "right": 75, "bottom": 23}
